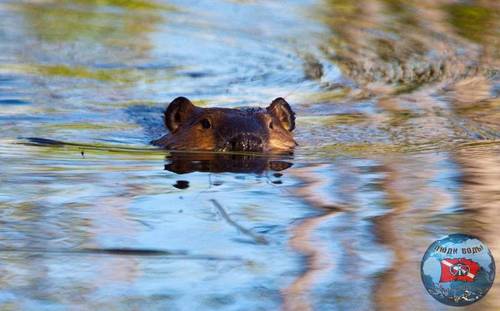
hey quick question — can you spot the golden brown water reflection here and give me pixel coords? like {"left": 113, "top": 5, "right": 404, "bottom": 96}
{"left": 0, "top": 0, "right": 498, "bottom": 310}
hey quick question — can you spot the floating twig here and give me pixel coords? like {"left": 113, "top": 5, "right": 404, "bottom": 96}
{"left": 210, "top": 199, "right": 268, "bottom": 245}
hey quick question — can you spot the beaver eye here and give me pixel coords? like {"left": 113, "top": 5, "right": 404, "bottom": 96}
{"left": 200, "top": 118, "right": 211, "bottom": 129}
{"left": 268, "top": 120, "right": 274, "bottom": 129}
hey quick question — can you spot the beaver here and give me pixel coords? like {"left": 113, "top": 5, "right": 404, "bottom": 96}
{"left": 151, "top": 97, "right": 297, "bottom": 153}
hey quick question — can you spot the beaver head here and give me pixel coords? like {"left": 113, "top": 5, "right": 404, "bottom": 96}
{"left": 151, "top": 97, "right": 297, "bottom": 153}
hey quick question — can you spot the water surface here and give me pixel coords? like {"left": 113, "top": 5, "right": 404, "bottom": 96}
{"left": 0, "top": 0, "right": 499, "bottom": 310}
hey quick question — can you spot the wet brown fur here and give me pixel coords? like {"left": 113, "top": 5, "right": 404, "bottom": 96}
{"left": 152, "top": 97, "right": 297, "bottom": 154}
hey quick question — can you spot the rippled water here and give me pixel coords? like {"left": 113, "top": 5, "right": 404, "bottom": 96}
{"left": 0, "top": 0, "right": 499, "bottom": 310}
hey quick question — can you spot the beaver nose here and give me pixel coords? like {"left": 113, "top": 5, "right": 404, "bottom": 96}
{"left": 228, "top": 133, "right": 264, "bottom": 152}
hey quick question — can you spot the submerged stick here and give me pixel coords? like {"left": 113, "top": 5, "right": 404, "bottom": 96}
{"left": 0, "top": 247, "right": 242, "bottom": 261}
{"left": 210, "top": 199, "right": 269, "bottom": 245}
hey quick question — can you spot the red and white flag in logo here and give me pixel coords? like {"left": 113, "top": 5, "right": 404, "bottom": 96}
{"left": 440, "top": 258, "right": 480, "bottom": 283}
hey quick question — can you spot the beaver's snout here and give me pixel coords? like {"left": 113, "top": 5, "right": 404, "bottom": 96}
{"left": 225, "top": 133, "right": 264, "bottom": 152}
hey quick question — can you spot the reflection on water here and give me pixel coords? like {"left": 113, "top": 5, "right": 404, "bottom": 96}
{"left": 165, "top": 152, "right": 293, "bottom": 174}
{"left": 0, "top": 0, "right": 499, "bottom": 310}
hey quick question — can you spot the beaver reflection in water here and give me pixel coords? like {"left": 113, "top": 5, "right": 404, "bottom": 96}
{"left": 152, "top": 97, "right": 297, "bottom": 154}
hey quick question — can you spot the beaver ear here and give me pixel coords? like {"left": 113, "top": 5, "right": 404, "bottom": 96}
{"left": 164, "top": 97, "right": 197, "bottom": 133}
{"left": 267, "top": 97, "right": 295, "bottom": 131}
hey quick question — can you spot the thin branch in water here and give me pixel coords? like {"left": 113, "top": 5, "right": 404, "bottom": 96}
{"left": 210, "top": 199, "right": 269, "bottom": 245}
